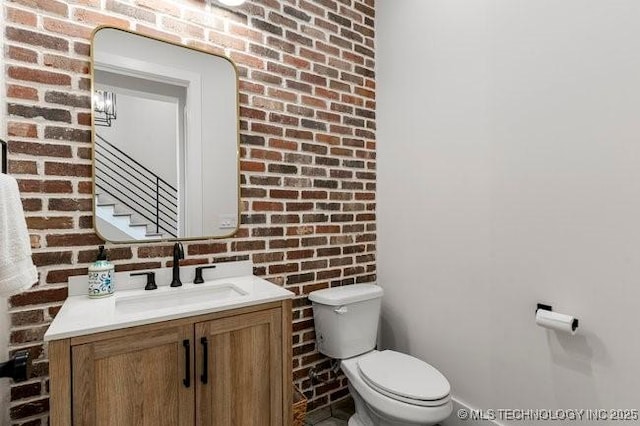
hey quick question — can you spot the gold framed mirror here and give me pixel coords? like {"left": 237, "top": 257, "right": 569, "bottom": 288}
{"left": 91, "top": 27, "right": 240, "bottom": 243}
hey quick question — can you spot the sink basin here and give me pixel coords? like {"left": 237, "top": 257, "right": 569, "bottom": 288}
{"left": 116, "top": 283, "right": 247, "bottom": 313}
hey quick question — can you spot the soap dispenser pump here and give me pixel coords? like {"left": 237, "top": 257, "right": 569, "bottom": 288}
{"left": 88, "top": 245, "right": 115, "bottom": 298}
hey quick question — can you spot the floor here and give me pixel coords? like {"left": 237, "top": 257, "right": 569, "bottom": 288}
{"left": 305, "top": 397, "right": 355, "bottom": 426}
{"left": 304, "top": 396, "right": 444, "bottom": 426}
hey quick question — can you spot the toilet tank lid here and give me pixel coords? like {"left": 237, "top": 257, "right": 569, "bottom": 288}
{"left": 309, "top": 284, "right": 383, "bottom": 306}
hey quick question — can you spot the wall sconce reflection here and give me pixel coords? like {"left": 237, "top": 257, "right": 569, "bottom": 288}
{"left": 93, "top": 90, "right": 117, "bottom": 127}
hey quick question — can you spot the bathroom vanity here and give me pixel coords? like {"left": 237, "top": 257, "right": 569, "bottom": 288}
{"left": 45, "top": 261, "right": 294, "bottom": 426}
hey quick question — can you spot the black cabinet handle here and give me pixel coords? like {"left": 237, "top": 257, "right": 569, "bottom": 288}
{"left": 183, "top": 340, "right": 191, "bottom": 388}
{"left": 200, "top": 337, "right": 208, "bottom": 384}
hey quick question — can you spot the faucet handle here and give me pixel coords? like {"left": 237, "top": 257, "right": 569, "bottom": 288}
{"left": 130, "top": 271, "right": 157, "bottom": 290}
{"left": 193, "top": 265, "right": 217, "bottom": 284}
{"left": 174, "top": 242, "right": 184, "bottom": 260}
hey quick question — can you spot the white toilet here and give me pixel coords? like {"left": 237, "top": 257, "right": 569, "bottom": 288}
{"left": 309, "top": 284, "right": 452, "bottom": 426}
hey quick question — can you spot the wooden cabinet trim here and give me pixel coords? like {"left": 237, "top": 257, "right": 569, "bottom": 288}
{"left": 71, "top": 324, "right": 195, "bottom": 426}
{"left": 282, "top": 298, "right": 293, "bottom": 425}
{"left": 195, "top": 307, "right": 284, "bottom": 426}
{"left": 49, "top": 339, "right": 71, "bottom": 426}
{"left": 69, "top": 300, "right": 282, "bottom": 346}
{"left": 91, "top": 328, "right": 181, "bottom": 359}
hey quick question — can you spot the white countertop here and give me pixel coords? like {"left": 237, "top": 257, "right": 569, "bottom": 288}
{"left": 44, "top": 261, "right": 294, "bottom": 341}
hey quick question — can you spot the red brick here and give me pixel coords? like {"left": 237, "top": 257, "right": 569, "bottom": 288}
{"left": 105, "top": 0, "right": 156, "bottom": 23}
{"left": 7, "top": 46, "right": 38, "bottom": 63}
{"left": 45, "top": 268, "right": 88, "bottom": 284}
{"left": 18, "top": 179, "right": 72, "bottom": 194}
{"left": 135, "top": 25, "right": 181, "bottom": 43}
{"left": 43, "top": 17, "right": 93, "bottom": 38}
{"left": 48, "top": 198, "right": 92, "bottom": 211}
{"left": 137, "top": 245, "right": 173, "bottom": 258}
{"left": 46, "top": 233, "right": 103, "bottom": 247}
{"left": 9, "top": 104, "right": 71, "bottom": 123}
{"left": 76, "top": 181, "right": 93, "bottom": 195}
{"left": 136, "top": 0, "right": 180, "bottom": 17}
{"left": 10, "top": 141, "right": 72, "bottom": 158}
{"left": 8, "top": 160, "right": 37, "bottom": 175}
{"left": 32, "top": 251, "right": 73, "bottom": 267}
{"left": 7, "top": 7, "right": 38, "bottom": 26}
{"left": 11, "top": 310, "right": 45, "bottom": 327}
{"left": 10, "top": 288, "right": 68, "bottom": 308}
{"left": 253, "top": 201, "right": 284, "bottom": 212}
{"left": 49, "top": 305, "right": 62, "bottom": 318}
{"left": 8, "top": 122, "right": 38, "bottom": 138}
{"left": 7, "top": 85, "right": 39, "bottom": 101}
{"left": 6, "top": 28, "right": 68, "bottom": 51}
{"left": 269, "top": 139, "right": 298, "bottom": 151}
{"left": 73, "top": 8, "right": 130, "bottom": 27}
{"left": 231, "top": 240, "right": 266, "bottom": 251}
{"left": 43, "top": 54, "right": 90, "bottom": 74}
{"left": 12, "top": 0, "right": 68, "bottom": 16}
{"left": 283, "top": 54, "right": 311, "bottom": 70}
{"left": 78, "top": 247, "right": 132, "bottom": 263}
{"left": 114, "top": 262, "right": 162, "bottom": 272}
{"left": 77, "top": 112, "right": 92, "bottom": 126}
{"left": 241, "top": 160, "right": 266, "bottom": 172}
{"left": 187, "top": 243, "right": 227, "bottom": 256}
{"left": 22, "top": 199, "right": 42, "bottom": 212}
{"left": 8, "top": 66, "right": 70, "bottom": 86}
{"left": 11, "top": 381, "right": 42, "bottom": 402}
{"left": 162, "top": 16, "right": 204, "bottom": 38}
{"left": 270, "top": 189, "right": 299, "bottom": 199}
{"left": 74, "top": 42, "right": 91, "bottom": 56}
{"left": 27, "top": 217, "right": 74, "bottom": 230}
{"left": 44, "top": 162, "right": 91, "bottom": 177}
{"left": 9, "top": 397, "right": 49, "bottom": 420}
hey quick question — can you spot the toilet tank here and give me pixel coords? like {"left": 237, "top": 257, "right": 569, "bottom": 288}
{"left": 309, "top": 284, "right": 383, "bottom": 359}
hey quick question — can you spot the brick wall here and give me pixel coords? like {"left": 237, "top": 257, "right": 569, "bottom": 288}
{"left": 2, "top": 0, "right": 376, "bottom": 423}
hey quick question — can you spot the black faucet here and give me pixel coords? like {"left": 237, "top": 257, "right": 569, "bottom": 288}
{"left": 170, "top": 242, "right": 184, "bottom": 287}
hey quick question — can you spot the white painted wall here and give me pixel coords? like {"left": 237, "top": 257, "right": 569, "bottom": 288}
{"left": 378, "top": 1, "right": 640, "bottom": 424}
{"left": 97, "top": 86, "right": 180, "bottom": 187}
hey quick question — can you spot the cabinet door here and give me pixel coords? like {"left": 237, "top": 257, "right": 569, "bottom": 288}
{"left": 195, "top": 308, "right": 283, "bottom": 426}
{"left": 72, "top": 325, "right": 195, "bottom": 426}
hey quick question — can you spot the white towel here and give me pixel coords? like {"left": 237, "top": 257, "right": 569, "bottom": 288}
{"left": 0, "top": 173, "right": 37, "bottom": 297}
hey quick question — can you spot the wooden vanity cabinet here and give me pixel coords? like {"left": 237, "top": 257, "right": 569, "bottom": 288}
{"left": 49, "top": 300, "right": 292, "bottom": 426}
{"left": 72, "top": 324, "right": 194, "bottom": 426}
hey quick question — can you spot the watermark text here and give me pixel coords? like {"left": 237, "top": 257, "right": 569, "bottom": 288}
{"left": 457, "top": 408, "right": 639, "bottom": 422}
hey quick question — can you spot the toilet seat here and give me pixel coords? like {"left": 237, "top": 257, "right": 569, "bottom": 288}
{"left": 357, "top": 350, "right": 451, "bottom": 407}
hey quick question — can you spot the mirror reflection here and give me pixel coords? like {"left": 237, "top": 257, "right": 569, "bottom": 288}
{"left": 92, "top": 27, "right": 239, "bottom": 242}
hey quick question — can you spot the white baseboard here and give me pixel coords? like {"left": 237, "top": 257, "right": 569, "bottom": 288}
{"left": 442, "top": 398, "right": 503, "bottom": 426}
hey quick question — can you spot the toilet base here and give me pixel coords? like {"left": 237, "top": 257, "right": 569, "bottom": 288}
{"left": 348, "top": 414, "right": 366, "bottom": 426}
{"left": 348, "top": 384, "right": 445, "bottom": 426}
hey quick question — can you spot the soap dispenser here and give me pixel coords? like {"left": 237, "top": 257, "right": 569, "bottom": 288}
{"left": 88, "top": 245, "right": 115, "bottom": 298}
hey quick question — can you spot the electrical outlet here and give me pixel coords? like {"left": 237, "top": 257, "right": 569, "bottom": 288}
{"left": 218, "top": 214, "right": 237, "bottom": 229}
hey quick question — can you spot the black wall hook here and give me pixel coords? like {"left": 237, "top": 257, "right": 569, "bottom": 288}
{"left": 1, "top": 139, "right": 7, "bottom": 174}
{"left": 0, "top": 350, "right": 30, "bottom": 382}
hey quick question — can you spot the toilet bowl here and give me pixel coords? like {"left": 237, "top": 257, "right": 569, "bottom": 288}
{"left": 341, "top": 350, "right": 452, "bottom": 426}
{"left": 309, "top": 285, "right": 453, "bottom": 426}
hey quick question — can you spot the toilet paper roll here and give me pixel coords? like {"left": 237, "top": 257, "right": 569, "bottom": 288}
{"left": 535, "top": 309, "right": 578, "bottom": 335}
